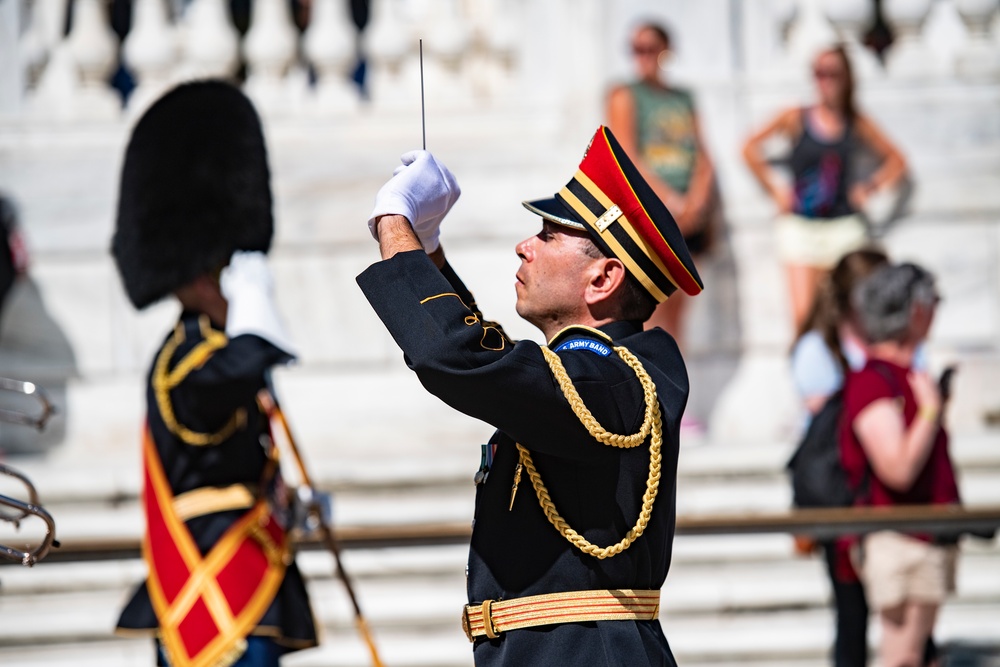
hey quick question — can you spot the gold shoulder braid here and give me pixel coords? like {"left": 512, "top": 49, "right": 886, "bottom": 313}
{"left": 514, "top": 345, "right": 662, "bottom": 560}
{"left": 152, "top": 316, "right": 247, "bottom": 446}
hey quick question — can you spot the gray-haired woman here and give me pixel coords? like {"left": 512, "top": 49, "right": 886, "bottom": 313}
{"left": 841, "top": 263, "right": 959, "bottom": 667}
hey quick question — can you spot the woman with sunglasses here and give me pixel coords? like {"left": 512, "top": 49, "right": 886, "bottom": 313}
{"left": 607, "top": 22, "right": 717, "bottom": 383}
{"left": 742, "top": 44, "right": 907, "bottom": 332}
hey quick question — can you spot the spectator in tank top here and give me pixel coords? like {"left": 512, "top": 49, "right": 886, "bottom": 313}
{"left": 607, "top": 21, "right": 718, "bottom": 432}
{"left": 742, "top": 44, "right": 908, "bottom": 331}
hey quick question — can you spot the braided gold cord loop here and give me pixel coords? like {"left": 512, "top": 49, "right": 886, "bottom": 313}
{"left": 517, "top": 345, "right": 663, "bottom": 559}
{"left": 153, "top": 316, "right": 247, "bottom": 446}
{"left": 540, "top": 346, "right": 655, "bottom": 449}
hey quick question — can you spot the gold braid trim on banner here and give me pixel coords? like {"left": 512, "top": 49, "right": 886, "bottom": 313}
{"left": 153, "top": 316, "right": 247, "bottom": 446}
{"left": 515, "top": 345, "right": 662, "bottom": 559}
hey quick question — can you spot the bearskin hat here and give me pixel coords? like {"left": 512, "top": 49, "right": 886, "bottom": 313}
{"left": 112, "top": 80, "right": 273, "bottom": 309}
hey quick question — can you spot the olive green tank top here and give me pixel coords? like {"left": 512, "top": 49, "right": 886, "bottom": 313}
{"left": 629, "top": 82, "right": 697, "bottom": 194}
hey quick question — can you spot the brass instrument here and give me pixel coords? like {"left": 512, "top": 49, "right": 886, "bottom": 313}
{"left": 0, "top": 377, "right": 58, "bottom": 566}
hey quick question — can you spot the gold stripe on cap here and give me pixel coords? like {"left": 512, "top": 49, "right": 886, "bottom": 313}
{"left": 616, "top": 213, "right": 679, "bottom": 291}
{"left": 559, "top": 186, "right": 669, "bottom": 303}
{"left": 571, "top": 171, "right": 679, "bottom": 292}
{"left": 601, "top": 133, "right": 700, "bottom": 291}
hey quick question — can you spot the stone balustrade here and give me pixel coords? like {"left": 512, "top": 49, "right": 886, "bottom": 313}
{"left": 5, "top": 0, "right": 998, "bottom": 121}
{"left": 0, "top": 0, "right": 999, "bottom": 451}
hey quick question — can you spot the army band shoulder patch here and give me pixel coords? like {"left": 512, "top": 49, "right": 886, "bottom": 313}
{"left": 553, "top": 338, "right": 613, "bottom": 357}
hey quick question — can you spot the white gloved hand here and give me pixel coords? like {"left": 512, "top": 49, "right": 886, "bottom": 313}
{"left": 220, "top": 251, "right": 297, "bottom": 359}
{"left": 367, "top": 150, "right": 460, "bottom": 252}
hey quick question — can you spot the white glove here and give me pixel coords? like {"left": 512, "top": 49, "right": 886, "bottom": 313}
{"left": 220, "top": 251, "right": 297, "bottom": 359}
{"left": 367, "top": 150, "right": 461, "bottom": 252}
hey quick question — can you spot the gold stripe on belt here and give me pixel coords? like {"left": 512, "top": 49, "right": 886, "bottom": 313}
{"left": 173, "top": 484, "right": 256, "bottom": 522}
{"left": 461, "top": 589, "right": 660, "bottom": 642}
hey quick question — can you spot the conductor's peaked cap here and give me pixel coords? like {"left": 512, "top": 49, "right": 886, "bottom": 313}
{"left": 112, "top": 80, "right": 273, "bottom": 310}
{"left": 522, "top": 126, "right": 703, "bottom": 301}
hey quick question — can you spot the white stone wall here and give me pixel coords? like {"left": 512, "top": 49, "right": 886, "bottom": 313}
{"left": 1, "top": 0, "right": 999, "bottom": 457}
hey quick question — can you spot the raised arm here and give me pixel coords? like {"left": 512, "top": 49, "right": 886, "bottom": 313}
{"left": 852, "top": 371, "right": 942, "bottom": 491}
{"left": 849, "top": 113, "right": 909, "bottom": 210}
{"left": 742, "top": 108, "right": 799, "bottom": 213}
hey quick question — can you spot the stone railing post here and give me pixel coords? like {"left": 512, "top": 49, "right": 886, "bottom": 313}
{"left": 424, "top": 0, "right": 472, "bottom": 110}
{"left": 954, "top": 0, "right": 1000, "bottom": 78}
{"left": 785, "top": 0, "right": 838, "bottom": 70}
{"left": 64, "top": 0, "right": 121, "bottom": 118}
{"left": 476, "top": 0, "right": 519, "bottom": 102}
{"left": 243, "top": 0, "right": 301, "bottom": 114}
{"left": 122, "top": 0, "right": 177, "bottom": 113}
{"left": 822, "top": 0, "right": 882, "bottom": 78}
{"left": 180, "top": 0, "right": 241, "bottom": 80}
{"left": 884, "top": 0, "right": 936, "bottom": 78}
{"left": 18, "top": 0, "right": 70, "bottom": 88}
{"left": 364, "top": 0, "right": 413, "bottom": 109}
{"left": 303, "top": 0, "right": 360, "bottom": 113}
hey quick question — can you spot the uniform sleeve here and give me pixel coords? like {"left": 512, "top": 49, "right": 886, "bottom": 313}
{"left": 357, "top": 251, "right": 644, "bottom": 461}
{"left": 167, "top": 334, "right": 290, "bottom": 440}
{"left": 790, "top": 331, "right": 843, "bottom": 399}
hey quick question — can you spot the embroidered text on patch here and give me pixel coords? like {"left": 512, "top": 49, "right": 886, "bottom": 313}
{"left": 554, "top": 338, "right": 613, "bottom": 357}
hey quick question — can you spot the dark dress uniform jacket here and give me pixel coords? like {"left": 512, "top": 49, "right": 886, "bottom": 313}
{"left": 116, "top": 312, "right": 318, "bottom": 651}
{"left": 358, "top": 250, "right": 688, "bottom": 666}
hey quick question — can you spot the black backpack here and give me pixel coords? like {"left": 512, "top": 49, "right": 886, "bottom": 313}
{"left": 786, "top": 363, "right": 908, "bottom": 508}
{"left": 786, "top": 390, "right": 857, "bottom": 508}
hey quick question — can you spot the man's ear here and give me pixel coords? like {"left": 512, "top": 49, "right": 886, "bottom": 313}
{"left": 584, "top": 257, "right": 628, "bottom": 307}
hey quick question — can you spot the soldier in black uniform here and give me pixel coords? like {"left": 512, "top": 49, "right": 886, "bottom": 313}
{"left": 357, "top": 127, "right": 703, "bottom": 666}
{"left": 111, "top": 81, "right": 317, "bottom": 666}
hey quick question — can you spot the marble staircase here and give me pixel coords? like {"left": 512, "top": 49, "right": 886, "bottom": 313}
{"left": 1, "top": 434, "right": 998, "bottom": 666}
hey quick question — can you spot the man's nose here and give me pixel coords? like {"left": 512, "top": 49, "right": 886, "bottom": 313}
{"left": 515, "top": 237, "right": 533, "bottom": 260}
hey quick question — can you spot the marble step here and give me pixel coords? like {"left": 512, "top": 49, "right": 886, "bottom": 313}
{"left": 1, "top": 544, "right": 998, "bottom": 649}
{"left": 2, "top": 600, "right": 998, "bottom": 667}
{"left": 4, "top": 468, "right": 999, "bottom": 557}
{"left": 7, "top": 430, "right": 1000, "bottom": 508}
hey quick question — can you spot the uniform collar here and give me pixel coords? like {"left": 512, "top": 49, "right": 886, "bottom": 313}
{"left": 546, "top": 320, "right": 642, "bottom": 348}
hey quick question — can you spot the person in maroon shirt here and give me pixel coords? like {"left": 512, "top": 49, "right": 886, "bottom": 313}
{"left": 842, "top": 263, "right": 959, "bottom": 667}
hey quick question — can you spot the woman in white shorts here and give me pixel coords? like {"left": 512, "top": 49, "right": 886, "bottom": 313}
{"left": 842, "top": 264, "right": 960, "bottom": 667}
{"left": 742, "top": 44, "right": 907, "bottom": 331}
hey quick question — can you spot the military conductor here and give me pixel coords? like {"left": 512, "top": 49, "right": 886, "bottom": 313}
{"left": 357, "top": 126, "right": 703, "bottom": 666}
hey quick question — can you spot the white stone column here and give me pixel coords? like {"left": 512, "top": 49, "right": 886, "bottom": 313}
{"left": 785, "top": 0, "right": 838, "bottom": 70}
{"left": 954, "top": 0, "right": 1000, "bottom": 78}
{"left": 364, "top": 0, "right": 414, "bottom": 109}
{"left": 303, "top": 0, "right": 360, "bottom": 113}
{"left": 422, "top": 0, "right": 472, "bottom": 111}
{"left": 61, "top": 0, "right": 121, "bottom": 119}
{"left": 180, "top": 0, "right": 241, "bottom": 80}
{"left": 884, "top": 0, "right": 937, "bottom": 78}
{"left": 18, "top": 0, "right": 70, "bottom": 89}
{"left": 243, "top": 0, "right": 302, "bottom": 115}
{"left": 759, "top": 0, "right": 801, "bottom": 79}
{"left": 123, "top": 0, "right": 177, "bottom": 114}
{"left": 822, "top": 0, "right": 882, "bottom": 78}
{"left": 476, "top": 0, "right": 520, "bottom": 102}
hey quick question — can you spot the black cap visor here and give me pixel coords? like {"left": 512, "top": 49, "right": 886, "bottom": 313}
{"left": 521, "top": 197, "right": 586, "bottom": 231}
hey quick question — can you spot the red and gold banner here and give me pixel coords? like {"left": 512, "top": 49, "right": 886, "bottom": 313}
{"left": 142, "top": 429, "right": 288, "bottom": 667}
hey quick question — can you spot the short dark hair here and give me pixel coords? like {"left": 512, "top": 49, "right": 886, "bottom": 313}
{"left": 580, "top": 238, "right": 657, "bottom": 322}
{"left": 853, "top": 262, "right": 937, "bottom": 344}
